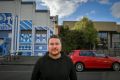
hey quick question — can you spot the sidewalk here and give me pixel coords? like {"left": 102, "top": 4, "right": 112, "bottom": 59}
{"left": 0, "top": 56, "right": 40, "bottom": 65}
{"left": 0, "top": 56, "right": 4, "bottom": 64}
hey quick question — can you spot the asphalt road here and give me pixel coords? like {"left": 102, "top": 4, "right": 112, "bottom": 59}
{"left": 0, "top": 65, "right": 120, "bottom": 80}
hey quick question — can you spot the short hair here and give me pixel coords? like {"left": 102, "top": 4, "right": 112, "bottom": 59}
{"left": 48, "top": 35, "right": 61, "bottom": 43}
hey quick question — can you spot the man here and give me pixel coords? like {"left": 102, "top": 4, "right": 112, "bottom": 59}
{"left": 31, "top": 35, "right": 77, "bottom": 80}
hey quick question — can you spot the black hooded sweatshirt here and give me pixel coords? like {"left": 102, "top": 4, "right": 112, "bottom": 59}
{"left": 31, "top": 52, "right": 77, "bottom": 80}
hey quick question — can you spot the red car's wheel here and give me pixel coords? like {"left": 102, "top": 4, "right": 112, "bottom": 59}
{"left": 112, "top": 63, "right": 120, "bottom": 71}
{"left": 75, "top": 62, "right": 84, "bottom": 72}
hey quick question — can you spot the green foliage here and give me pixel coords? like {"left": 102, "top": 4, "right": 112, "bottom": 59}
{"left": 73, "top": 17, "right": 98, "bottom": 49}
{"left": 59, "top": 26, "right": 77, "bottom": 53}
{"left": 59, "top": 17, "right": 98, "bottom": 53}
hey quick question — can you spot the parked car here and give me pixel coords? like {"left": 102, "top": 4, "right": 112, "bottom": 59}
{"left": 69, "top": 50, "right": 120, "bottom": 72}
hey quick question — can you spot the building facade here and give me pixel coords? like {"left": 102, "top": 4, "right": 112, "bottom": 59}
{"left": 63, "top": 21, "right": 120, "bottom": 50}
{"left": 0, "top": 0, "right": 57, "bottom": 56}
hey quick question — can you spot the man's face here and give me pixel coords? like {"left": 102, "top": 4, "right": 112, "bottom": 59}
{"left": 48, "top": 38, "right": 62, "bottom": 56}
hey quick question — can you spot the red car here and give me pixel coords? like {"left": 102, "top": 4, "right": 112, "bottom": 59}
{"left": 69, "top": 50, "right": 120, "bottom": 72}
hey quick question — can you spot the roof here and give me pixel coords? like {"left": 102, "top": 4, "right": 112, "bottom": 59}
{"left": 117, "top": 24, "right": 120, "bottom": 33}
{"left": 35, "top": 10, "right": 49, "bottom": 13}
{"left": 21, "top": 1, "right": 34, "bottom": 4}
{"left": 63, "top": 21, "right": 120, "bottom": 32}
{"left": 93, "top": 21, "right": 117, "bottom": 31}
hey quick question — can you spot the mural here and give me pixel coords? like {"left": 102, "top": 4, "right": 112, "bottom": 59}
{"left": 34, "top": 33, "right": 47, "bottom": 56}
{"left": 35, "top": 34, "right": 47, "bottom": 43}
{"left": 34, "top": 44, "right": 47, "bottom": 51}
{"left": 19, "top": 44, "right": 32, "bottom": 50}
{"left": 0, "top": 18, "right": 54, "bottom": 56}
{"left": 20, "top": 33, "right": 32, "bottom": 43}
{"left": 0, "top": 13, "right": 12, "bottom": 55}
{"left": 0, "top": 13, "right": 12, "bottom": 30}
{"left": 34, "top": 51, "right": 46, "bottom": 56}
{"left": 20, "top": 20, "right": 32, "bottom": 30}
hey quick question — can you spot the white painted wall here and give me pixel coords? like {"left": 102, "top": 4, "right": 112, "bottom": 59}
{"left": 0, "top": 0, "right": 16, "bottom": 13}
{"left": 33, "top": 11, "right": 50, "bottom": 26}
{"left": 20, "top": 2, "right": 54, "bottom": 28}
{"left": 21, "top": 3, "right": 34, "bottom": 20}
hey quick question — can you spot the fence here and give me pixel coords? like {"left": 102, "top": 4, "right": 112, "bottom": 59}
{"left": 96, "top": 49, "right": 120, "bottom": 57}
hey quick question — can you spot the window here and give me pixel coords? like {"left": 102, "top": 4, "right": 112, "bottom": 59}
{"left": 98, "top": 32, "right": 108, "bottom": 49}
{"left": 112, "top": 34, "right": 120, "bottom": 48}
{"left": 80, "top": 51, "right": 95, "bottom": 56}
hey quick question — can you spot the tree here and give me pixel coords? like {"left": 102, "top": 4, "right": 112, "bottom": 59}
{"left": 59, "top": 26, "right": 70, "bottom": 53}
{"left": 59, "top": 17, "right": 98, "bottom": 53}
{"left": 59, "top": 26, "right": 79, "bottom": 53}
{"left": 73, "top": 17, "right": 98, "bottom": 49}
